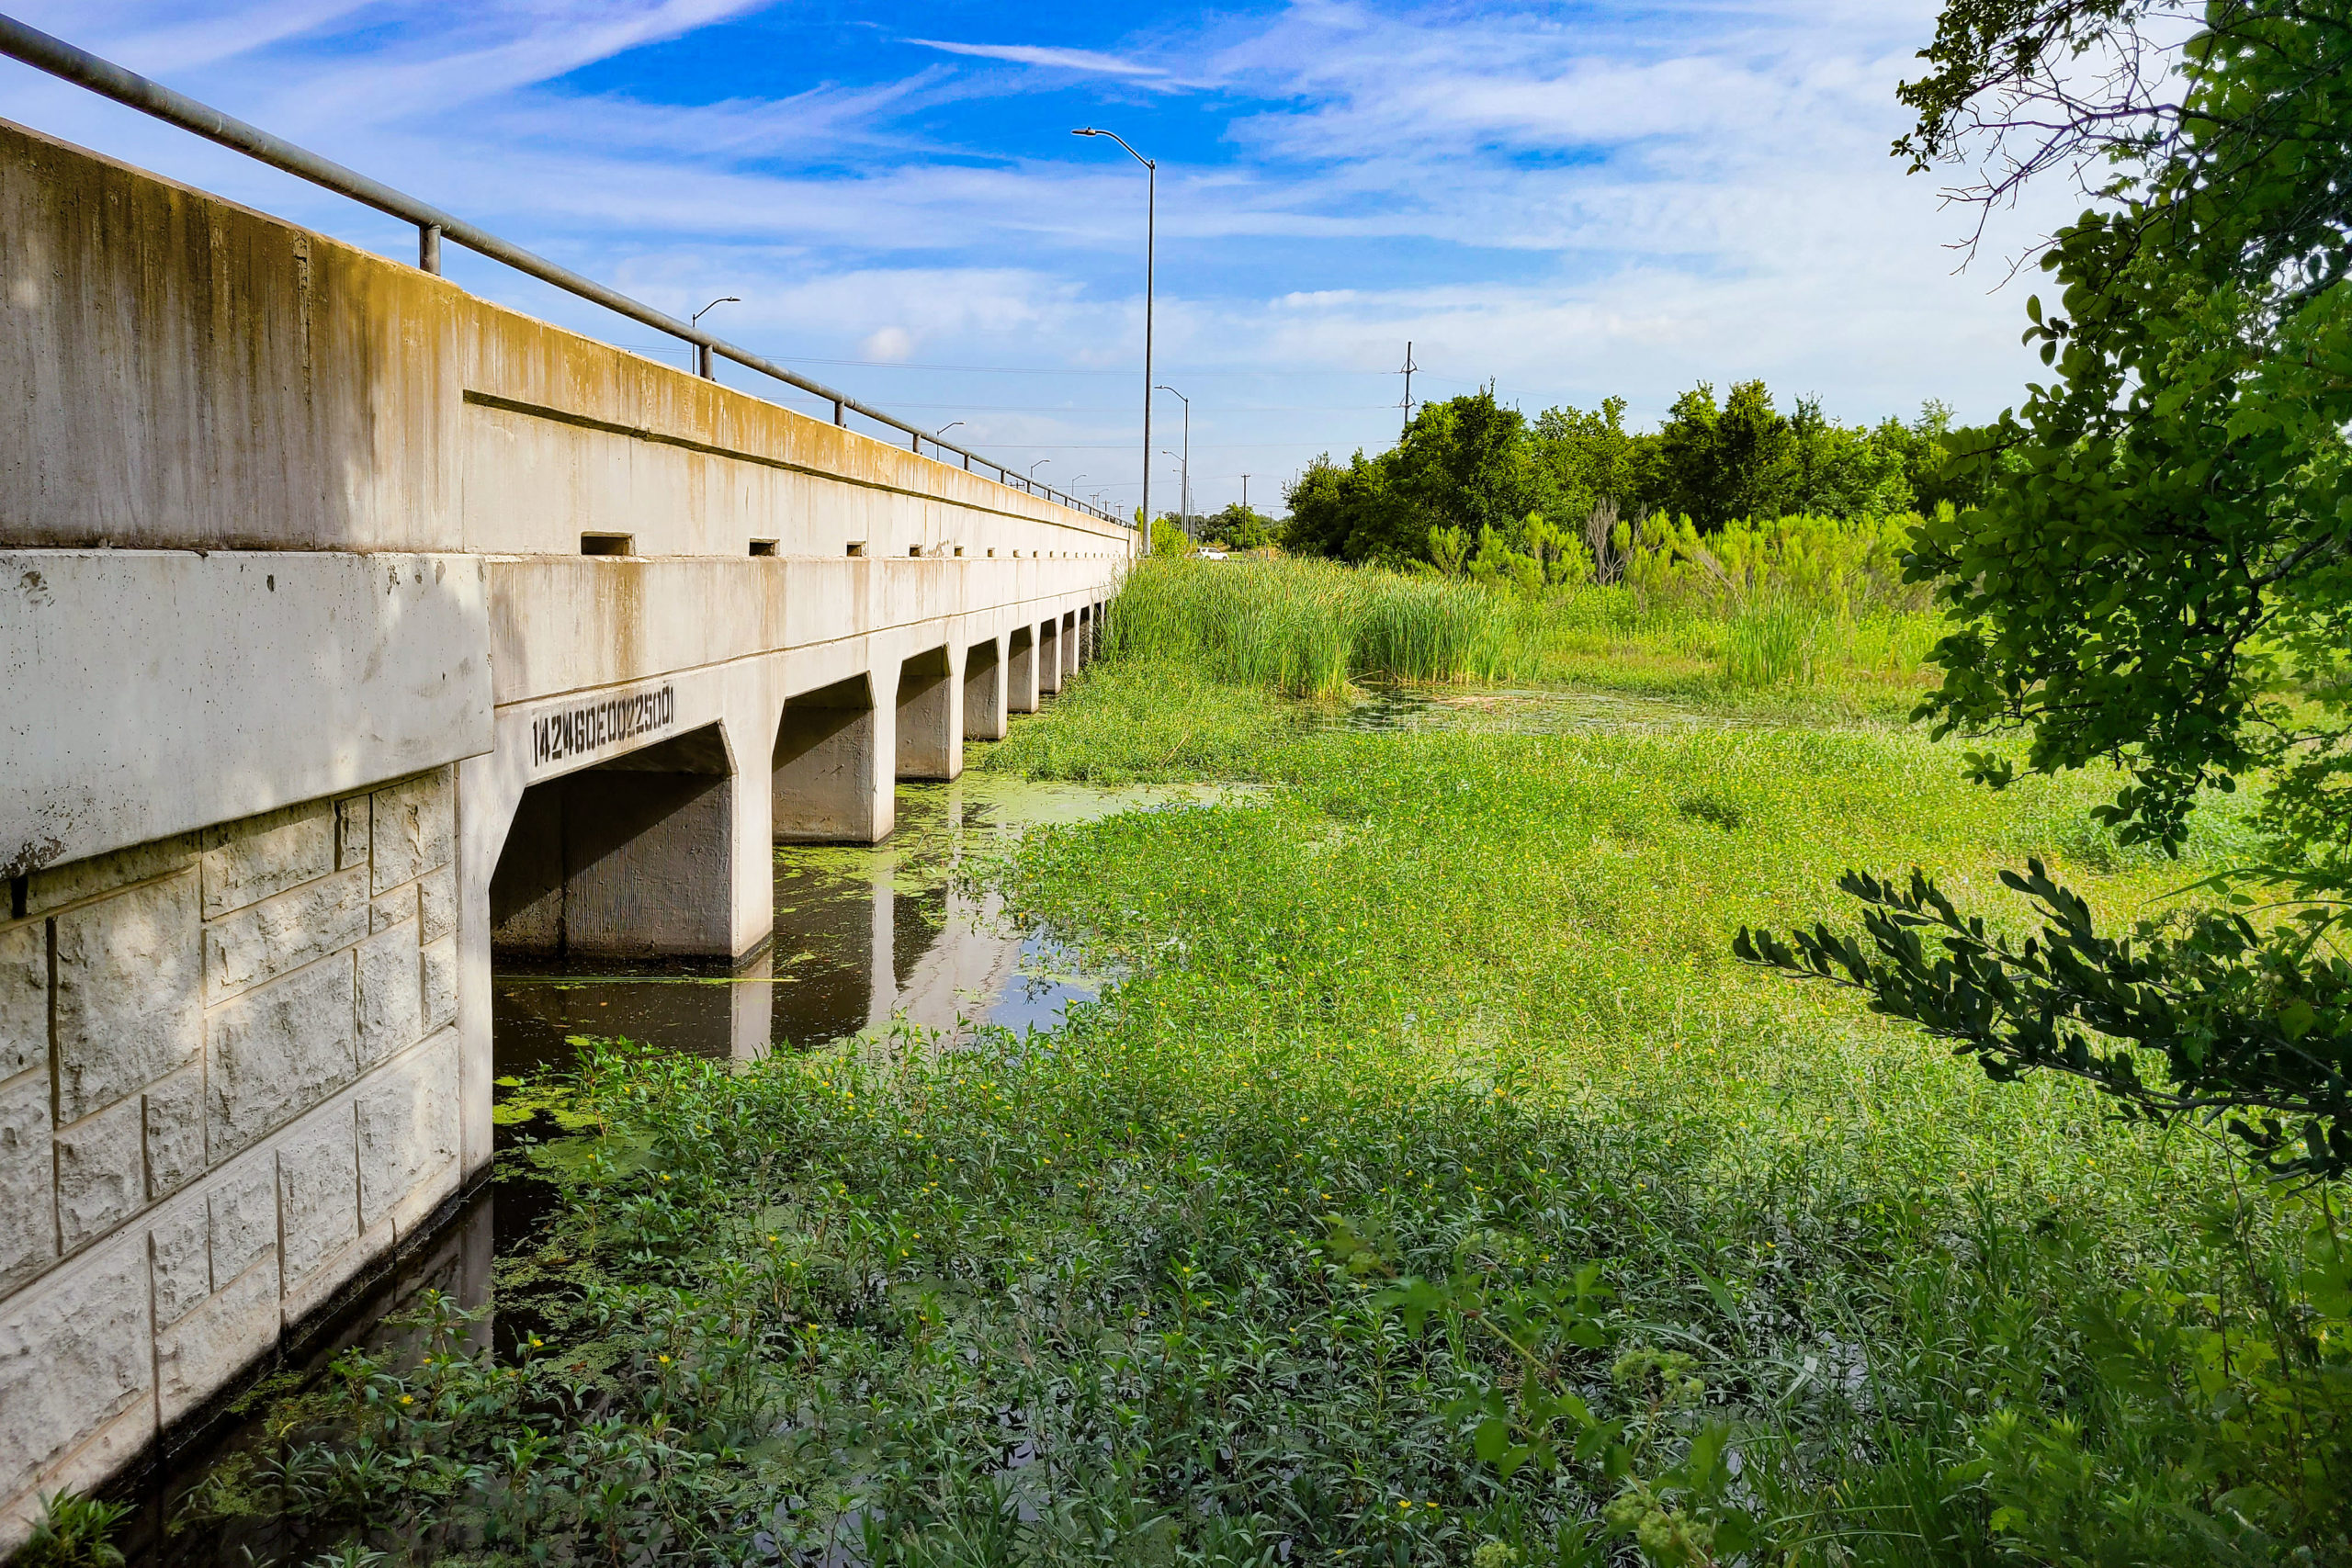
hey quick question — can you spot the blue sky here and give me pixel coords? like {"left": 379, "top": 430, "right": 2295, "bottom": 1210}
{"left": 0, "top": 1, "right": 2062, "bottom": 515}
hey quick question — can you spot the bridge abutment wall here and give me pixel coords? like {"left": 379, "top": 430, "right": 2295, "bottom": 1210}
{"left": 0, "top": 114, "right": 1127, "bottom": 1541}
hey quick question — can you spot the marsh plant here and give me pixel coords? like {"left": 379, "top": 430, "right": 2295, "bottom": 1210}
{"left": 174, "top": 699, "right": 2352, "bottom": 1565}
{"left": 1102, "top": 551, "right": 1940, "bottom": 710}
{"left": 1102, "top": 556, "right": 1544, "bottom": 697}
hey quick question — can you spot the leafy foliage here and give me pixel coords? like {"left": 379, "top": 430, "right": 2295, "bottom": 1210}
{"left": 16, "top": 1493, "right": 130, "bottom": 1568}
{"left": 1200, "top": 502, "right": 1277, "bottom": 551}
{"left": 1737, "top": 860, "right": 2352, "bottom": 1175}
{"left": 1286, "top": 386, "right": 1981, "bottom": 571}
{"left": 1748, "top": 0, "right": 2352, "bottom": 1175}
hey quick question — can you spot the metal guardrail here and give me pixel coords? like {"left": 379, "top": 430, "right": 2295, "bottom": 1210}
{"left": 0, "top": 12, "right": 1125, "bottom": 526}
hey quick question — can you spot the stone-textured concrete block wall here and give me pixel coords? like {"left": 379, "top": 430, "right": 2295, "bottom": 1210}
{"left": 0, "top": 769, "right": 466, "bottom": 1538}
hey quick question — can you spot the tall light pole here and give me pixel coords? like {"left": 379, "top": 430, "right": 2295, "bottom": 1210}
{"left": 1156, "top": 384, "right": 1189, "bottom": 539}
{"left": 691, "top": 296, "right": 739, "bottom": 378}
{"left": 1072, "top": 128, "right": 1154, "bottom": 537}
{"left": 1160, "top": 449, "right": 1193, "bottom": 542}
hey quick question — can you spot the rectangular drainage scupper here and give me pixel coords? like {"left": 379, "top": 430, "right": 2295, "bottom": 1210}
{"left": 581, "top": 533, "right": 633, "bottom": 556}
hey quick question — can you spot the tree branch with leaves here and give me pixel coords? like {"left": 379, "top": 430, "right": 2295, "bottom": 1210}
{"left": 1744, "top": 0, "right": 2352, "bottom": 1176}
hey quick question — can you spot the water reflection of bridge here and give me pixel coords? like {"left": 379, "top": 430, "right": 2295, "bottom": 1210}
{"left": 491, "top": 783, "right": 1086, "bottom": 1070}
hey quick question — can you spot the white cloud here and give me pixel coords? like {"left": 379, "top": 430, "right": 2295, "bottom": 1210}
{"left": 904, "top": 39, "right": 1168, "bottom": 79}
{"left": 859, "top": 326, "right": 915, "bottom": 361}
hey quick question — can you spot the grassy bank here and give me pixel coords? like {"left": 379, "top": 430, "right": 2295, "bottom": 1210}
{"left": 1103, "top": 556, "right": 1548, "bottom": 697}
{"left": 1100, "top": 554, "right": 1942, "bottom": 719}
{"left": 154, "top": 570, "right": 2347, "bottom": 1567}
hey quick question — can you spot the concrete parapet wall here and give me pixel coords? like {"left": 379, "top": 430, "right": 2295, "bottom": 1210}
{"left": 0, "top": 771, "right": 468, "bottom": 1540}
{"left": 0, "top": 114, "right": 1129, "bottom": 561}
{"left": 2, "top": 550, "right": 492, "bottom": 880}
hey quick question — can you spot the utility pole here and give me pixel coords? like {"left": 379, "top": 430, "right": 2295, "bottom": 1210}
{"left": 1397, "top": 340, "right": 1418, "bottom": 434}
{"left": 1240, "top": 474, "right": 1250, "bottom": 513}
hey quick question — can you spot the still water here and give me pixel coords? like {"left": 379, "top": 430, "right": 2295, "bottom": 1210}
{"left": 492, "top": 773, "right": 1221, "bottom": 1075}
{"left": 1329, "top": 682, "right": 1724, "bottom": 735}
{"left": 107, "top": 771, "right": 1237, "bottom": 1564}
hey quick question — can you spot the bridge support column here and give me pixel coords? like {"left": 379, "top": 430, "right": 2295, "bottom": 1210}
{"left": 1038, "top": 615, "right": 1063, "bottom": 695}
{"left": 774, "top": 673, "right": 895, "bottom": 843}
{"left": 1061, "top": 611, "right": 1080, "bottom": 682}
{"left": 963, "top": 635, "right": 1008, "bottom": 742}
{"left": 489, "top": 724, "right": 759, "bottom": 959}
{"left": 1006, "top": 626, "right": 1039, "bottom": 715}
{"left": 897, "top": 646, "right": 963, "bottom": 780}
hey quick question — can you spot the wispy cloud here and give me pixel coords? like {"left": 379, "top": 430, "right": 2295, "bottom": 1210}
{"left": 903, "top": 39, "right": 1169, "bottom": 79}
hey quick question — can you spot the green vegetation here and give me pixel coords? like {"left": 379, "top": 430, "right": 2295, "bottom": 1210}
{"left": 171, "top": 547, "right": 2348, "bottom": 1563}
{"left": 1099, "top": 556, "right": 1547, "bottom": 697}
{"left": 1201, "top": 502, "right": 1278, "bottom": 552}
{"left": 1745, "top": 0, "right": 2352, "bottom": 1179}
{"left": 17, "top": 1493, "right": 130, "bottom": 1568}
{"left": 1086, "top": 517, "right": 1939, "bottom": 717}
{"left": 1283, "top": 384, "right": 1989, "bottom": 573}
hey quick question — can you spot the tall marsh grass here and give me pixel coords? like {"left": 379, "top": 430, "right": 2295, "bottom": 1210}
{"left": 1721, "top": 598, "right": 1820, "bottom": 689}
{"left": 1105, "top": 512, "right": 1950, "bottom": 704}
{"left": 1102, "top": 556, "right": 1541, "bottom": 697}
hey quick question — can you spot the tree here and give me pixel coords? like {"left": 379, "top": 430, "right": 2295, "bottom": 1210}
{"left": 1784, "top": 399, "right": 1917, "bottom": 520}
{"left": 1287, "top": 390, "right": 1557, "bottom": 566}
{"left": 1148, "top": 515, "right": 1193, "bottom": 557}
{"left": 1740, "top": 0, "right": 2352, "bottom": 1177}
{"left": 1649, "top": 380, "right": 1797, "bottom": 528}
{"left": 1204, "top": 502, "right": 1276, "bottom": 550}
{"left": 1534, "top": 396, "right": 1650, "bottom": 523}
{"left": 1283, "top": 453, "right": 1414, "bottom": 563}
{"left": 1291, "top": 384, "right": 1957, "bottom": 568}
{"left": 1386, "top": 389, "right": 1560, "bottom": 543}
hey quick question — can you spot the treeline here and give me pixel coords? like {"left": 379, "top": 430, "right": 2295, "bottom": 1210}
{"left": 1282, "top": 381, "right": 1991, "bottom": 573}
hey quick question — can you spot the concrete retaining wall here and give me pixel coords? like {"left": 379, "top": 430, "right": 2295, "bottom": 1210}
{"left": 0, "top": 772, "right": 466, "bottom": 1537}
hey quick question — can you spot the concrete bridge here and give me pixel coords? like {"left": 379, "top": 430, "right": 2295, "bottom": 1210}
{"left": 0, "top": 111, "right": 1128, "bottom": 1539}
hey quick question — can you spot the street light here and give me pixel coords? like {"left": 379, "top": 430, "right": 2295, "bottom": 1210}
{"left": 1159, "top": 448, "right": 1186, "bottom": 532}
{"left": 691, "top": 296, "right": 739, "bottom": 379}
{"left": 1156, "top": 384, "right": 1190, "bottom": 539}
{"left": 1072, "top": 127, "right": 1155, "bottom": 538}
{"left": 940, "top": 421, "right": 965, "bottom": 434}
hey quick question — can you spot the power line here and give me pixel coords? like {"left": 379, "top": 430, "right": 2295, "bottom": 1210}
{"left": 815, "top": 401, "right": 1394, "bottom": 413}
{"left": 615, "top": 344, "right": 1430, "bottom": 378}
